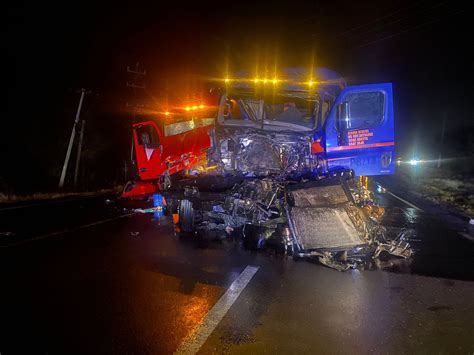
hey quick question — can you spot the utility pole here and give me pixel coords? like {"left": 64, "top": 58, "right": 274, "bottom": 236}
{"left": 59, "top": 89, "right": 86, "bottom": 188}
{"left": 73, "top": 120, "right": 85, "bottom": 188}
{"left": 126, "top": 62, "right": 147, "bottom": 90}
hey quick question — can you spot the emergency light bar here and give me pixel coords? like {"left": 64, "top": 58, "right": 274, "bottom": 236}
{"left": 222, "top": 77, "right": 317, "bottom": 87}
{"left": 184, "top": 104, "right": 206, "bottom": 111}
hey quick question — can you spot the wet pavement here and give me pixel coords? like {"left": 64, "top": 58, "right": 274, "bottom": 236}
{"left": 1, "top": 185, "right": 473, "bottom": 354}
{"left": 373, "top": 185, "right": 474, "bottom": 281}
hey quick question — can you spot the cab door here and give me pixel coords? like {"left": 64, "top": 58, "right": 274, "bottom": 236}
{"left": 133, "top": 121, "right": 164, "bottom": 180}
{"left": 324, "top": 83, "right": 395, "bottom": 176}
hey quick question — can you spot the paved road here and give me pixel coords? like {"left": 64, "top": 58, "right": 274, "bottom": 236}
{"left": 1, "top": 186, "right": 473, "bottom": 354}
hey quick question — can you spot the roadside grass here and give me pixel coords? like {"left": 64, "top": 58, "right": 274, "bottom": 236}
{"left": 398, "top": 160, "right": 473, "bottom": 217}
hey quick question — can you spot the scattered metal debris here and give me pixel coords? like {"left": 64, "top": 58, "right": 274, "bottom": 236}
{"left": 171, "top": 176, "right": 414, "bottom": 271}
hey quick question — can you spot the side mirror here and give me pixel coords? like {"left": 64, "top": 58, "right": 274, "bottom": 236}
{"left": 336, "top": 102, "right": 350, "bottom": 131}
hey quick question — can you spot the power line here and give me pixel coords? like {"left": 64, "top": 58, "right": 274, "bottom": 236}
{"left": 336, "top": 0, "right": 426, "bottom": 38}
{"left": 341, "top": 1, "right": 449, "bottom": 45}
{"left": 298, "top": 0, "right": 445, "bottom": 51}
{"left": 346, "top": 8, "right": 418, "bottom": 41}
{"left": 352, "top": 8, "right": 466, "bottom": 50}
{"left": 299, "top": 4, "right": 419, "bottom": 50}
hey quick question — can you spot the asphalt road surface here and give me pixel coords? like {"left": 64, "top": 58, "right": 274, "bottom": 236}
{"left": 1, "top": 182, "right": 473, "bottom": 354}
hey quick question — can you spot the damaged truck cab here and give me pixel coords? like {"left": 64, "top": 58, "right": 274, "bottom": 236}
{"left": 122, "top": 108, "right": 215, "bottom": 199}
{"left": 211, "top": 68, "right": 395, "bottom": 179}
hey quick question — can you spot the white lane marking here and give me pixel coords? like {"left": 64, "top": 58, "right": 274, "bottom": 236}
{"left": 459, "top": 232, "right": 474, "bottom": 242}
{"left": 0, "top": 203, "right": 45, "bottom": 211}
{"left": 0, "top": 214, "right": 133, "bottom": 248}
{"left": 375, "top": 182, "right": 423, "bottom": 212}
{"left": 175, "top": 265, "right": 260, "bottom": 355}
{"left": 385, "top": 190, "right": 423, "bottom": 211}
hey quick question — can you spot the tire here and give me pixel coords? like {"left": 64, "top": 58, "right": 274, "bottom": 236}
{"left": 178, "top": 199, "right": 194, "bottom": 232}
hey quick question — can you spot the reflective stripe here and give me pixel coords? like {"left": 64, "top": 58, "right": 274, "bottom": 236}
{"left": 327, "top": 156, "right": 356, "bottom": 161}
{"left": 327, "top": 141, "right": 394, "bottom": 152}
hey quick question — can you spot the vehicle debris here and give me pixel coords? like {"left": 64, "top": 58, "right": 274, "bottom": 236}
{"left": 132, "top": 193, "right": 165, "bottom": 217}
{"left": 172, "top": 176, "right": 413, "bottom": 271}
{"left": 133, "top": 206, "right": 164, "bottom": 215}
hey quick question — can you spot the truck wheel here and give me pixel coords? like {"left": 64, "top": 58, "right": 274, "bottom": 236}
{"left": 178, "top": 199, "right": 194, "bottom": 232}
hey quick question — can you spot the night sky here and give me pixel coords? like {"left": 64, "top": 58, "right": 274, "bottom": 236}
{"left": 4, "top": 0, "right": 472, "bottom": 193}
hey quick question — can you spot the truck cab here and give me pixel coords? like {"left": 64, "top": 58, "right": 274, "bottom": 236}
{"left": 133, "top": 113, "right": 214, "bottom": 181}
{"left": 121, "top": 106, "right": 215, "bottom": 199}
{"left": 213, "top": 67, "right": 395, "bottom": 177}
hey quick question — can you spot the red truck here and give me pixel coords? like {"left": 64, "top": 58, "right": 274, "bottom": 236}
{"left": 121, "top": 105, "right": 215, "bottom": 199}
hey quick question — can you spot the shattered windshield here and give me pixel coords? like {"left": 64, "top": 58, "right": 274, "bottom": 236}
{"left": 221, "top": 92, "right": 320, "bottom": 131}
